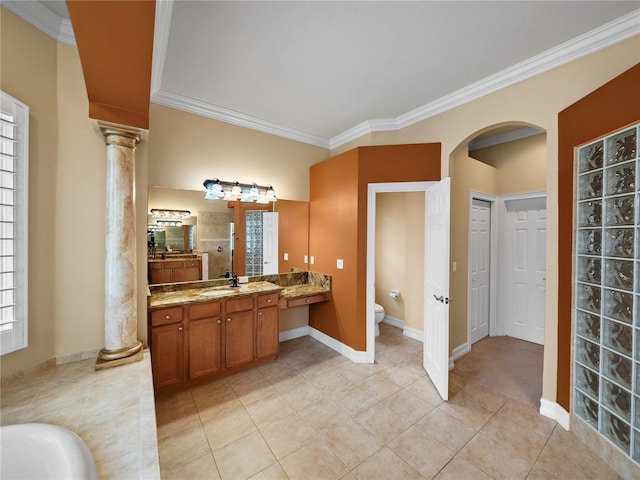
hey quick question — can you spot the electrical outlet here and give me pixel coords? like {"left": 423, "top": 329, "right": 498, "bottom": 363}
{"left": 284, "top": 252, "right": 289, "bottom": 261}
{"left": 304, "top": 255, "right": 308, "bottom": 264}
{"left": 238, "top": 276, "right": 249, "bottom": 283}
{"left": 310, "top": 255, "right": 315, "bottom": 265}
{"left": 337, "top": 259, "right": 344, "bottom": 269}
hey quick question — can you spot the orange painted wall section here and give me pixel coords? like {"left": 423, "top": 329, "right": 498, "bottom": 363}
{"left": 557, "top": 63, "right": 640, "bottom": 410}
{"left": 309, "top": 144, "right": 441, "bottom": 351}
{"left": 309, "top": 149, "right": 360, "bottom": 347}
{"left": 66, "top": 0, "right": 155, "bottom": 129}
{"left": 278, "top": 200, "right": 310, "bottom": 272}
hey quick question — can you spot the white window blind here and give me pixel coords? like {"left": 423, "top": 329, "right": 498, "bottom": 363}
{"left": 0, "top": 91, "right": 28, "bottom": 355}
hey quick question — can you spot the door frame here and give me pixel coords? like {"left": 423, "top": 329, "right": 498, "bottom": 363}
{"left": 366, "top": 181, "right": 435, "bottom": 363}
{"left": 496, "top": 190, "right": 547, "bottom": 338}
{"left": 467, "top": 191, "right": 498, "bottom": 345}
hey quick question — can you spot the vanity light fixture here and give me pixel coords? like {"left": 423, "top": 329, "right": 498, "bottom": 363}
{"left": 149, "top": 208, "right": 191, "bottom": 218}
{"left": 156, "top": 220, "right": 182, "bottom": 227}
{"left": 203, "top": 178, "right": 277, "bottom": 203}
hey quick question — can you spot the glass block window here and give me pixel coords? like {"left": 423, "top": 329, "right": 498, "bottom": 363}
{"left": 246, "top": 211, "right": 263, "bottom": 276}
{"left": 574, "top": 124, "right": 639, "bottom": 465}
{"left": 0, "top": 91, "right": 29, "bottom": 355}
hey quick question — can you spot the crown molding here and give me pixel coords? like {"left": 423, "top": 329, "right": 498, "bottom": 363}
{"left": 148, "top": 7, "right": 638, "bottom": 150}
{"left": 329, "top": 9, "right": 640, "bottom": 149}
{"left": 1, "top": 0, "right": 75, "bottom": 46}
{"left": 151, "top": 0, "right": 174, "bottom": 95}
{"left": 468, "top": 126, "right": 544, "bottom": 152}
{"left": 151, "top": 90, "right": 330, "bottom": 149}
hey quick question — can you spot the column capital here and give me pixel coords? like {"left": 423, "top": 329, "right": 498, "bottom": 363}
{"left": 98, "top": 122, "right": 141, "bottom": 148}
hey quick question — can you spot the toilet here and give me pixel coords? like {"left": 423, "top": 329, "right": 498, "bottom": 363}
{"left": 374, "top": 303, "right": 385, "bottom": 336}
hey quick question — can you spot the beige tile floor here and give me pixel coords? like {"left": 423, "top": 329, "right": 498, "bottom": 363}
{"left": 156, "top": 324, "right": 620, "bottom": 479}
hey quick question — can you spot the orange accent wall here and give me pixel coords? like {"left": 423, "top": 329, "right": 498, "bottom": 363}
{"left": 278, "top": 200, "right": 309, "bottom": 272}
{"left": 309, "top": 144, "right": 441, "bottom": 351}
{"left": 66, "top": 0, "right": 155, "bottom": 129}
{"left": 557, "top": 63, "right": 640, "bottom": 410}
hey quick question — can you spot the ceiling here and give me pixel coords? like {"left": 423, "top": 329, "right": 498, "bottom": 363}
{"left": 6, "top": 1, "right": 640, "bottom": 148}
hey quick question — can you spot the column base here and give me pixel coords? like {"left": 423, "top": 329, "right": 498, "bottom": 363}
{"left": 95, "top": 341, "right": 144, "bottom": 371}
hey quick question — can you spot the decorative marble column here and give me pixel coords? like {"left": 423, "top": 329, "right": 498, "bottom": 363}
{"left": 96, "top": 124, "right": 143, "bottom": 369}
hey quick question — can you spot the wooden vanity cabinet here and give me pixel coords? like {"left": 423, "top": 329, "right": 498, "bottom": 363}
{"left": 224, "top": 296, "right": 255, "bottom": 368}
{"left": 150, "top": 307, "right": 184, "bottom": 389}
{"left": 187, "top": 301, "right": 222, "bottom": 379}
{"left": 149, "top": 290, "right": 281, "bottom": 394}
{"left": 149, "top": 259, "right": 201, "bottom": 284}
{"left": 257, "top": 293, "right": 280, "bottom": 359}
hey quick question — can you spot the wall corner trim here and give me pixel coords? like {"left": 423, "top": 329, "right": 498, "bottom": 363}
{"left": 382, "top": 316, "right": 404, "bottom": 330}
{"left": 403, "top": 326, "right": 424, "bottom": 343}
{"left": 279, "top": 326, "right": 309, "bottom": 343}
{"left": 449, "top": 342, "right": 471, "bottom": 371}
{"left": 308, "top": 327, "right": 369, "bottom": 363}
{"left": 540, "top": 398, "right": 570, "bottom": 430}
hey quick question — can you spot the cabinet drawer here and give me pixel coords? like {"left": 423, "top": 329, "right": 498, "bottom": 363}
{"left": 149, "top": 263, "right": 163, "bottom": 270}
{"left": 287, "top": 294, "right": 328, "bottom": 308}
{"left": 257, "top": 292, "right": 279, "bottom": 308}
{"left": 185, "top": 260, "right": 200, "bottom": 268}
{"left": 225, "top": 296, "right": 254, "bottom": 313}
{"left": 151, "top": 307, "right": 183, "bottom": 327}
{"left": 164, "top": 261, "right": 184, "bottom": 269}
{"left": 189, "top": 301, "right": 221, "bottom": 320}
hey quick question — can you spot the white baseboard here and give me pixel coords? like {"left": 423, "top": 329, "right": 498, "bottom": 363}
{"left": 279, "top": 326, "right": 309, "bottom": 342}
{"left": 448, "top": 342, "right": 470, "bottom": 371}
{"left": 382, "top": 316, "right": 403, "bottom": 329}
{"left": 539, "top": 399, "right": 570, "bottom": 430}
{"left": 403, "top": 326, "right": 423, "bottom": 342}
{"left": 383, "top": 317, "right": 424, "bottom": 343}
{"left": 308, "top": 327, "right": 368, "bottom": 363}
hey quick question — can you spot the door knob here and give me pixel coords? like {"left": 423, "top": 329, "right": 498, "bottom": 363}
{"left": 433, "top": 295, "right": 444, "bottom": 302}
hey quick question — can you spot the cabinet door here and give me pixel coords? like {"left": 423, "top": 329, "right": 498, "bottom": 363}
{"left": 174, "top": 266, "right": 200, "bottom": 282}
{"left": 257, "top": 306, "right": 279, "bottom": 359}
{"left": 189, "top": 317, "right": 222, "bottom": 378}
{"left": 224, "top": 310, "right": 254, "bottom": 368}
{"left": 150, "top": 268, "right": 174, "bottom": 284}
{"left": 151, "top": 323, "right": 184, "bottom": 388}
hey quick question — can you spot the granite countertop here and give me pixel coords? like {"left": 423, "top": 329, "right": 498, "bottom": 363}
{"left": 149, "top": 281, "right": 283, "bottom": 310}
{"left": 148, "top": 255, "right": 199, "bottom": 263}
{"left": 280, "top": 284, "right": 330, "bottom": 298}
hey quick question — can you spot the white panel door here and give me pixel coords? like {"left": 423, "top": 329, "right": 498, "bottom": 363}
{"left": 504, "top": 197, "right": 546, "bottom": 345}
{"left": 262, "top": 212, "right": 279, "bottom": 275}
{"left": 424, "top": 178, "right": 450, "bottom": 401}
{"left": 469, "top": 199, "right": 491, "bottom": 344}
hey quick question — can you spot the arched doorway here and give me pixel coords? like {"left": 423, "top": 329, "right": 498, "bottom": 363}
{"left": 448, "top": 123, "right": 548, "bottom": 409}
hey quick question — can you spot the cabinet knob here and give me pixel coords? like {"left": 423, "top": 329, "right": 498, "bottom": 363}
{"left": 258, "top": 312, "right": 263, "bottom": 316}
{"left": 165, "top": 315, "right": 171, "bottom": 319}
{"left": 306, "top": 299, "right": 310, "bottom": 303}
{"left": 217, "top": 319, "right": 221, "bottom": 324}
{"left": 227, "top": 318, "right": 231, "bottom": 322}
{"left": 178, "top": 326, "right": 183, "bottom": 331}
{"left": 267, "top": 299, "right": 272, "bottom": 303}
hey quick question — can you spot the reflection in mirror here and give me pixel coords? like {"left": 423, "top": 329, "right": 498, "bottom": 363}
{"left": 148, "top": 186, "right": 234, "bottom": 279}
{"left": 277, "top": 200, "right": 309, "bottom": 272}
{"left": 147, "top": 225, "right": 195, "bottom": 253}
{"left": 148, "top": 187, "right": 310, "bottom": 279}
